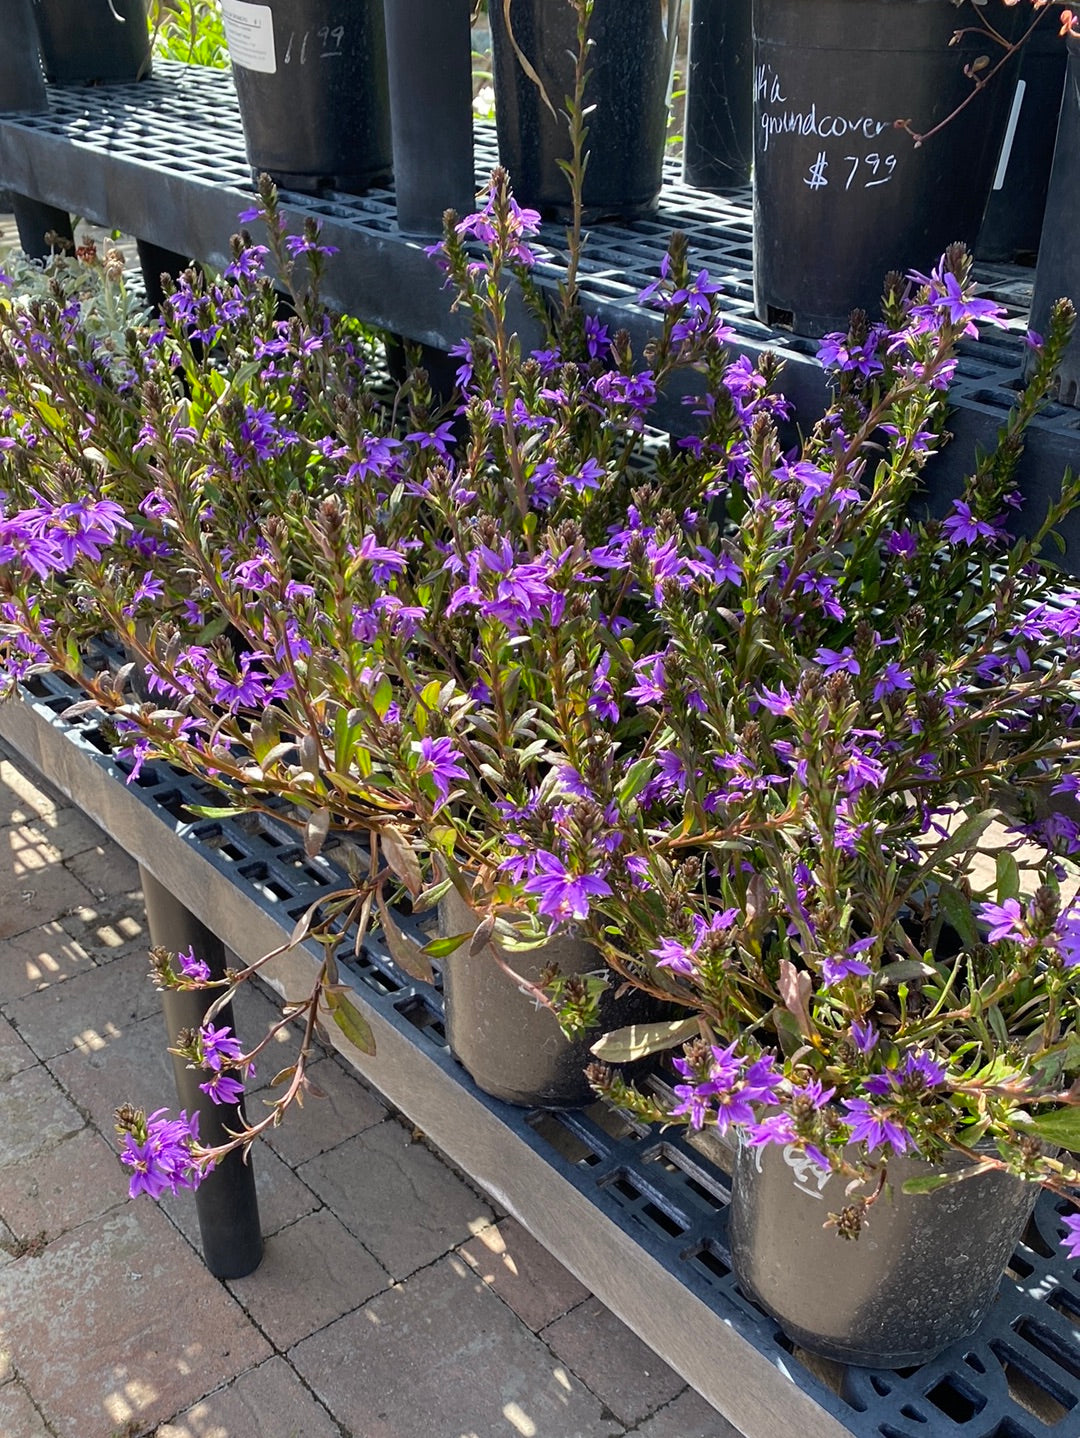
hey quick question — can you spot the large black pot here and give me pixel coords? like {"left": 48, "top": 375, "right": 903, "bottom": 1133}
{"left": 221, "top": 0, "right": 392, "bottom": 195}
{"left": 489, "top": 0, "right": 682, "bottom": 221}
{"left": 439, "top": 885, "right": 654, "bottom": 1108}
{"left": 384, "top": 0, "right": 475, "bottom": 235}
{"left": 1030, "top": 33, "right": 1080, "bottom": 406}
{"left": 978, "top": 20, "right": 1069, "bottom": 264}
{"left": 684, "top": 0, "right": 754, "bottom": 189}
{"left": 31, "top": 0, "right": 152, "bottom": 84}
{"left": 753, "top": 0, "right": 1024, "bottom": 336}
{"left": 730, "top": 1137, "right": 1039, "bottom": 1366}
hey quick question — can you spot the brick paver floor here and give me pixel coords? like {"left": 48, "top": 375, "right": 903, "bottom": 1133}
{"left": 0, "top": 739, "right": 741, "bottom": 1438}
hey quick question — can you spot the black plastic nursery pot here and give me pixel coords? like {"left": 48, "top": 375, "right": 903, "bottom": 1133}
{"left": 489, "top": 0, "right": 682, "bottom": 221}
{"left": 684, "top": 0, "right": 754, "bottom": 190}
{"left": 438, "top": 885, "right": 653, "bottom": 1109}
{"left": 384, "top": 0, "right": 475, "bottom": 235}
{"left": 977, "top": 18, "right": 1069, "bottom": 264}
{"left": 1030, "top": 34, "right": 1080, "bottom": 407}
{"left": 220, "top": 0, "right": 392, "bottom": 195}
{"left": 31, "top": 0, "right": 152, "bottom": 85}
{"left": 729, "top": 1137, "right": 1039, "bottom": 1367}
{"left": 752, "top": 0, "right": 1023, "bottom": 337}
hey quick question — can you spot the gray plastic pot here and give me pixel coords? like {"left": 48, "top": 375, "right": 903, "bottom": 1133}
{"left": 730, "top": 1135, "right": 1039, "bottom": 1366}
{"left": 438, "top": 884, "right": 654, "bottom": 1109}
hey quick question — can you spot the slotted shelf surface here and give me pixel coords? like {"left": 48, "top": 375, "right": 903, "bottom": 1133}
{"left": 3, "top": 661, "right": 1080, "bottom": 1438}
{"left": 2, "top": 62, "right": 1080, "bottom": 451}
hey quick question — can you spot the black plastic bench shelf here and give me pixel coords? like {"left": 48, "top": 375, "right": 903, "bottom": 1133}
{"left": 3, "top": 668, "right": 1080, "bottom": 1438}
{"left": 1, "top": 64, "right": 1079, "bottom": 557}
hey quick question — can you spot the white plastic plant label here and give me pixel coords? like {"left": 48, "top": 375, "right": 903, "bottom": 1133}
{"left": 220, "top": 0, "right": 277, "bottom": 74}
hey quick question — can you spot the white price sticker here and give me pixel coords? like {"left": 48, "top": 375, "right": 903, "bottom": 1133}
{"left": 221, "top": 0, "right": 277, "bottom": 74}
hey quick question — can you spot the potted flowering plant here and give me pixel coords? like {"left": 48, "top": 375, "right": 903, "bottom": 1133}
{"left": 544, "top": 263, "right": 1080, "bottom": 1364}
{"left": 0, "top": 163, "right": 719, "bottom": 1119}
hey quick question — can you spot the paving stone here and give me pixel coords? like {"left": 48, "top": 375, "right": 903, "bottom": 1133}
{"left": 0, "top": 747, "right": 66, "bottom": 825}
{"left": 6, "top": 946, "right": 162, "bottom": 1061}
{"left": 0, "top": 1202, "right": 271, "bottom": 1438}
{"left": 48, "top": 1011, "right": 178, "bottom": 1137}
{"left": 163, "top": 1140, "right": 320, "bottom": 1249}
{"left": 0, "top": 919, "right": 95, "bottom": 1002}
{"left": 542, "top": 1297, "right": 685, "bottom": 1428}
{"left": 59, "top": 892, "right": 149, "bottom": 962}
{"left": 155, "top": 1357, "right": 342, "bottom": 1438}
{"left": 0, "top": 1064, "right": 84, "bottom": 1166}
{"left": 227, "top": 1207, "right": 388, "bottom": 1349}
{"left": 628, "top": 1388, "right": 744, "bottom": 1438}
{"left": 0, "top": 1129, "right": 128, "bottom": 1241}
{"left": 0, "top": 1012, "right": 36, "bottom": 1079}
{"left": 291, "top": 1252, "right": 624, "bottom": 1438}
{"left": 63, "top": 839, "right": 142, "bottom": 899}
{"left": 459, "top": 1218, "right": 591, "bottom": 1332}
{"left": 0, "top": 826, "right": 94, "bottom": 940}
{"left": 0, "top": 1380, "right": 53, "bottom": 1436}
{"left": 299, "top": 1119, "right": 492, "bottom": 1279}
{"left": 234, "top": 977, "right": 333, "bottom": 1083}
{"left": 263, "top": 1056, "right": 388, "bottom": 1168}
{"left": 6, "top": 949, "right": 162, "bottom": 1064}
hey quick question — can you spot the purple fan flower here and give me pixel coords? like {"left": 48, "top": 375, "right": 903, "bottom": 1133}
{"left": 417, "top": 736, "right": 468, "bottom": 806}
{"left": 842, "top": 1097, "right": 912, "bottom": 1155}
{"left": 1062, "top": 1213, "right": 1080, "bottom": 1260}
{"left": 119, "top": 1108, "right": 204, "bottom": 1200}
{"left": 850, "top": 1019, "right": 879, "bottom": 1054}
{"left": 199, "top": 1070, "right": 246, "bottom": 1106}
{"left": 198, "top": 1022, "right": 244, "bottom": 1073}
{"left": 978, "top": 898, "right": 1027, "bottom": 945}
{"left": 821, "top": 954, "right": 872, "bottom": 987}
{"left": 524, "top": 851, "right": 612, "bottom": 925}
{"left": 177, "top": 947, "right": 211, "bottom": 984}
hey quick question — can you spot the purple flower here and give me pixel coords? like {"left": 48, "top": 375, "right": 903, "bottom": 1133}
{"left": 864, "top": 1050, "right": 946, "bottom": 1097}
{"left": 417, "top": 736, "right": 468, "bottom": 807}
{"left": 821, "top": 954, "right": 872, "bottom": 987}
{"left": 978, "top": 898, "right": 1027, "bottom": 945}
{"left": 177, "top": 947, "right": 211, "bottom": 984}
{"left": 941, "top": 500, "right": 1003, "bottom": 548}
{"left": 842, "top": 1097, "right": 912, "bottom": 1155}
{"left": 626, "top": 654, "right": 665, "bottom": 706}
{"left": 199, "top": 1070, "right": 246, "bottom": 1106}
{"left": 198, "top": 1022, "right": 244, "bottom": 1073}
{"left": 119, "top": 1108, "right": 204, "bottom": 1199}
{"left": 651, "top": 909, "right": 739, "bottom": 976}
{"left": 1062, "top": 1213, "right": 1080, "bottom": 1260}
{"left": 850, "top": 1019, "right": 878, "bottom": 1054}
{"left": 524, "top": 851, "right": 612, "bottom": 924}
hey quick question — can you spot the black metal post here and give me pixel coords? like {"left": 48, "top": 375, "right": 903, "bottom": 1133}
{"left": 1, "top": 0, "right": 74, "bottom": 260}
{"left": 139, "top": 865, "right": 263, "bottom": 1278}
{"left": 384, "top": 0, "right": 475, "bottom": 235}
{"left": 135, "top": 239, "right": 193, "bottom": 312}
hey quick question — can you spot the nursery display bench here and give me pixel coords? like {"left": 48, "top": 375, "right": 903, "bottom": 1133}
{"left": 3, "top": 661, "right": 1080, "bottom": 1438}
{"left": 3, "top": 58, "right": 1080, "bottom": 1438}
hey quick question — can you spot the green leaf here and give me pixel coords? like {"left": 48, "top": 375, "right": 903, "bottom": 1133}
{"left": 617, "top": 758, "right": 655, "bottom": 806}
{"left": 376, "top": 893, "right": 435, "bottom": 984}
{"left": 937, "top": 882, "right": 980, "bottom": 948}
{"left": 423, "top": 932, "right": 470, "bottom": 959}
{"left": 1015, "top": 1105, "right": 1080, "bottom": 1152}
{"left": 996, "top": 850, "right": 1021, "bottom": 904}
{"left": 589, "top": 1017, "right": 700, "bottom": 1064}
{"left": 901, "top": 1161, "right": 997, "bottom": 1195}
{"left": 875, "top": 959, "right": 939, "bottom": 987}
{"left": 322, "top": 987, "right": 376, "bottom": 1056}
{"left": 915, "top": 809, "right": 1001, "bottom": 887}
{"left": 186, "top": 804, "right": 243, "bottom": 820}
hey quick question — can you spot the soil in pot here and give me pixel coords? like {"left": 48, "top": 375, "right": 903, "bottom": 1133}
{"left": 729, "top": 1135, "right": 1040, "bottom": 1366}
